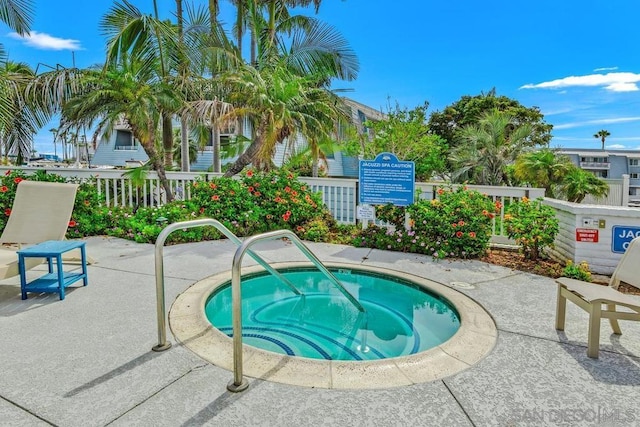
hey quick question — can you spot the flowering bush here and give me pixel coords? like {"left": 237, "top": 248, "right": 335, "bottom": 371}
{"left": 66, "top": 178, "right": 122, "bottom": 238}
{"left": 355, "top": 187, "right": 498, "bottom": 259}
{"left": 375, "top": 204, "right": 406, "bottom": 228}
{"left": 190, "top": 176, "right": 262, "bottom": 235}
{"left": 190, "top": 169, "right": 329, "bottom": 238}
{"left": 562, "top": 260, "right": 592, "bottom": 282}
{"left": 108, "top": 201, "right": 224, "bottom": 244}
{"left": 238, "top": 169, "right": 326, "bottom": 233}
{"left": 408, "top": 187, "right": 497, "bottom": 258}
{"left": 504, "top": 197, "right": 559, "bottom": 260}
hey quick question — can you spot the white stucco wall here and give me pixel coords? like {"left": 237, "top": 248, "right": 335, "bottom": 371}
{"left": 544, "top": 198, "right": 640, "bottom": 275}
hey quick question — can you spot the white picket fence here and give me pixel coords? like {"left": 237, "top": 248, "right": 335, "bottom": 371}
{"left": 0, "top": 166, "right": 545, "bottom": 239}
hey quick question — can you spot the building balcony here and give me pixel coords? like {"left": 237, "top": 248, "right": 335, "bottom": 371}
{"left": 580, "top": 162, "right": 610, "bottom": 169}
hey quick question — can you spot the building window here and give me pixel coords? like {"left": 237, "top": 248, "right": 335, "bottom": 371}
{"left": 630, "top": 173, "right": 639, "bottom": 179}
{"left": 581, "top": 156, "right": 608, "bottom": 163}
{"left": 114, "top": 130, "right": 136, "bottom": 150}
{"left": 630, "top": 159, "right": 639, "bottom": 166}
{"left": 593, "top": 170, "right": 608, "bottom": 178}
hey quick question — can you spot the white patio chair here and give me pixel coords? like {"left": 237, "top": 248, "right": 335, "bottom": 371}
{"left": 555, "top": 237, "right": 640, "bottom": 358}
{"left": 0, "top": 180, "right": 78, "bottom": 279}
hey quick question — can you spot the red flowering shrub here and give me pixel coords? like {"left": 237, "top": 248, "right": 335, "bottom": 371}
{"left": 355, "top": 186, "right": 498, "bottom": 259}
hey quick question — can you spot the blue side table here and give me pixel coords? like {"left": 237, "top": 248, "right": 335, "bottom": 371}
{"left": 17, "top": 240, "right": 88, "bottom": 300}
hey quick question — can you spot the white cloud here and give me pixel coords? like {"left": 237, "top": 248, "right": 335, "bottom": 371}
{"left": 554, "top": 116, "right": 640, "bottom": 130}
{"left": 594, "top": 66, "right": 618, "bottom": 72}
{"left": 7, "top": 31, "right": 82, "bottom": 51}
{"left": 606, "top": 82, "right": 639, "bottom": 92}
{"left": 520, "top": 72, "right": 640, "bottom": 93}
{"left": 606, "top": 144, "right": 626, "bottom": 149}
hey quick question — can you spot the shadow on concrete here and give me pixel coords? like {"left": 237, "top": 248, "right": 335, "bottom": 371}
{"left": 64, "top": 350, "right": 165, "bottom": 397}
{"left": 556, "top": 330, "right": 640, "bottom": 385}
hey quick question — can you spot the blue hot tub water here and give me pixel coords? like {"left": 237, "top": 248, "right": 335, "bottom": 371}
{"left": 205, "top": 268, "right": 460, "bottom": 361}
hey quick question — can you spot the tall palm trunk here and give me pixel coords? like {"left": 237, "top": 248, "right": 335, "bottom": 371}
{"left": 209, "top": 0, "right": 219, "bottom": 25}
{"left": 177, "top": 1, "right": 187, "bottom": 158}
{"left": 209, "top": 0, "right": 223, "bottom": 172}
{"left": 180, "top": 114, "right": 190, "bottom": 171}
{"left": 223, "top": 120, "right": 266, "bottom": 176}
{"left": 162, "top": 114, "right": 174, "bottom": 168}
{"left": 236, "top": 0, "right": 244, "bottom": 57}
{"left": 131, "top": 121, "right": 174, "bottom": 202}
{"left": 176, "top": 0, "right": 190, "bottom": 171}
{"left": 223, "top": 137, "right": 261, "bottom": 176}
{"left": 212, "top": 126, "right": 221, "bottom": 172}
{"left": 267, "top": 1, "right": 277, "bottom": 49}
{"left": 311, "top": 144, "right": 319, "bottom": 177}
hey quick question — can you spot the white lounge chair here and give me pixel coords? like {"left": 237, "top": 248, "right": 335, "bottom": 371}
{"left": 0, "top": 180, "right": 78, "bottom": 280}
{"left": 555, "top": 237, "right": 640, "bottom": 358}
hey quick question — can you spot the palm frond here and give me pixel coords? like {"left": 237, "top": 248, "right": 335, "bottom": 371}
{"left": 0, "top": 0, "right": 34, "bottom": 35}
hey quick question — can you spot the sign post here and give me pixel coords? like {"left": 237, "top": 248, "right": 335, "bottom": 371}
{"left": 358, "top": 152, "right": 415, "bottom": 206}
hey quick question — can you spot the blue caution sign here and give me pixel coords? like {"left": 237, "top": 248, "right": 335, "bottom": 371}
{"left": 612, "top": 225, "right": 640, "bottom": 253}
{"left": 359, "top": 152, "right": 415, "bottom": 206}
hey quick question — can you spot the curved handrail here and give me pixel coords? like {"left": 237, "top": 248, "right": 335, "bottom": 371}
{"left": 152, "top": 219, "right": 303, "bottom": 352}
{"left": 227, "top": 229, "right": 366, "bottom": 392}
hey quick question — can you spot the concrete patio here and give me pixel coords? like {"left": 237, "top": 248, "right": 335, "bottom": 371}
{"left": 0, "top": 236, "right": 638, "bottom": 426}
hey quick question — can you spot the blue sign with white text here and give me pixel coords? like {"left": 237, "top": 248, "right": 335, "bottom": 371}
{"left": 612, "top": 225, "right": 640, "bottom": 253}
{"left": 359, "top": 152, "right": 415, "bottom": 206}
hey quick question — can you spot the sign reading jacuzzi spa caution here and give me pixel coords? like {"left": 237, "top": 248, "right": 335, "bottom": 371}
{"left": 359, "top": 152, "right": 415, "bottom": 206}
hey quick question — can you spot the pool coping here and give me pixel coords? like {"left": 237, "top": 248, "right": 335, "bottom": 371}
{"left": 169, "top": 262, "right": 497, "bottom": 390}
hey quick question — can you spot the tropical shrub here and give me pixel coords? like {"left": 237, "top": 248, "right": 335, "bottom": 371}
{"left": 375, "top": 204, "right": 406, "bottom": 228}
{"left": 297, "top": 217, "right": 331, "bottom": 242}
{"left": 238, "top": 169, "right": 326, "bottom": 234}
{"left": 408, "top": 187, "right": 498, "bottom": 258}
{"left": 189, "top": 169, "right": 329, "bottom": 238}
{"left": 190, "top": 176, "right": 262, "bottom": 235}
{"left": 504, "top": 197, "right": 559, "bottom": 260}
{"left": 562, "top": 260, "right": 592, "bottom": 282}
{"left": 66, "top": 178, "right": 119, "bottom": 238}
{"left": 355, "top": 187, "right": 498, "bottom": 259}
{"left": 109, "top": 201, "right": 223, "bottom": 244}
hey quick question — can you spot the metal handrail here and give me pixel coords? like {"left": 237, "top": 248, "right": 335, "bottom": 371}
{"left": 152, "top": 219, "right": 304, "bottom": 352}
{"left": 227, "top": 229, "right": 365, "bottom": 392}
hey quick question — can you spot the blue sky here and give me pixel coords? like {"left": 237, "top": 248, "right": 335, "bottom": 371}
{"left": 3, "top": 0, "right": 640, "bottom": 154}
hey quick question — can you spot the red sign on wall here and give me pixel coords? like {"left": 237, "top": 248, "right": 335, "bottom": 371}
{"left": 576, "top": 228, "right": 599, "bottom": 243}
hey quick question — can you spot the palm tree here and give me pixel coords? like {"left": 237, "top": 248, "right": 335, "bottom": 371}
{"left": 219, "top": 2, "right": 357, "bottom": 176}
{"left": 594, "top": 129, "right": 610, "bottom": 150}
{"left": 0, "top": 0, "right": 32, "bottom": 35}
{"left": 0, "top": 60, "right": 46, "bottom": 163}
{"left": 450, "top": 110, "right": 532, "bottom": 185}
{"left": 560, "top": 166, "right": 609, "bottom": 203}
{"left": 262, "top": 0, "right": 322, "bottom": 50}
{"left": 49, "top": 127, "right": 58, "bottom": 159}
{"left": 221, "top": 62, "right": 347, "bottom": 176}
{"left": 32, "top": 59, "right": 181, "bottom": 200}
{"left": 0, "top": 0, "right": 34, "bottom": 141}
{"left": 101, "top": 0, "right": 200, "bottom": 170}
{"left": 513, "top": 148, "right": 573, "bottom": 198}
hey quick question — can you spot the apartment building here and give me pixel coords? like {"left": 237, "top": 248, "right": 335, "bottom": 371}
{"left": 558, "top": 148, "right": 640, "bottom": 204}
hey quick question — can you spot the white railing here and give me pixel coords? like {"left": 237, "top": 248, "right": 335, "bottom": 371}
{"left": 303, "top": 177, "right": 357, "bottom": 224}
{"left": 579, "top": 162, "right": 610, "bottom": 169}
{"left": 581, "top": 175, "right": 630, "bottom": 207}
{"left": 0, "top": 167, "right": 545, "bottom": 237}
